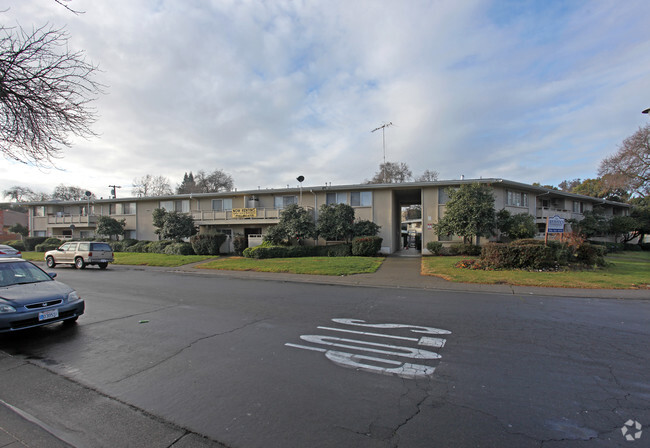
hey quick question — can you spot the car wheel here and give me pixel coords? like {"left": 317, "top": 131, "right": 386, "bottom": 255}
{"left": 98, "top": 262, "right": 108, "bottom": 269}
{"left": 74, "top": 257, "right": 86, "bottom": 269}
{"left": 46, "top": 256, "right": 56, "bottom": 268}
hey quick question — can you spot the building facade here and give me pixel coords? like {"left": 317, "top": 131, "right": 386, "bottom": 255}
{"left": 24, "top": 178, "right": 631, "bottom": 254}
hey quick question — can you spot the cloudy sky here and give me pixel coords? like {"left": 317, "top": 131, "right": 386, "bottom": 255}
{"left": 2, "top": 0, "right": 649, "bottom": 199}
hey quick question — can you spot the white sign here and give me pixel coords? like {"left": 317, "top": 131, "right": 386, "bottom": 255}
{"left": 286, "top": 318, "right": 451, "bottom": 380}
{"left": 547, "top": 215, "right": 565, "bottom": 233}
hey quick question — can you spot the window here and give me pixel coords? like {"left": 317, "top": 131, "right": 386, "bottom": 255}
{"left": 572, "top": 201, "right": 584, "bottom": 213}
{"left": 326, "top": 192, "right": 347, "bottom": 205}
{"left": 109, "top": 204, "right": 119, "bottom": 215}
{"left": 78, "top": 242, "right": 90, "bottom": 251}
{"left": 124, "top": 230, "right": 137, "bottom": 239}
{"left": 212, "top": 199, "right": 233, "bottom": 211}
{"left": 34, "top": 206, "right": 45, "bottom": 217}
{"left": 507, "top": 190, "right": 529, "bottom": 207}
{"left": 122, "top": 202, "right": 136, "bottom": 214}
{"left": 160, "top": 200, "right": 190, "bottom": 213}
{"left": 350, "top": 191, "right": 372, "bottom": 207}
{"left": 274, "top": 196, "right": 297, "bottom": 209}
{"left": 34, "top": 230, "right": 46, "bottom": 237}
{"left": 438, "top": 188, "right": 452, "bottom": 205}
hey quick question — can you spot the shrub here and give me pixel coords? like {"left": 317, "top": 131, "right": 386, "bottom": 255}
{"left": 573, "top": 243, "right": 606, "bottom": 266}
{"left": 191, "top": 233, "right": 227, "bottom": 255}
{"left": 163, "top": 242, "right": 195, "bottom": 255}
{"left": 623, "top": 244, "right": 642, "bottom": 252}
{"left": 640, "top": 243, "right": 650, "bottom": 251}
{"left": 24, "top": 237, "right": 48, "bottom": 251}
{"left": 351, "top": 236, "right": 383, "bottom": 256}
{"left": 108, "top": 239, "right": 139, "bottom": 252}
{"left": 353, "top": 220, "right": 381, "bottom": 237}
{"left": 426, "top": 241, "right": 443, "bottom": 255}
{"left": 481, "top": 243, "right": 556, "bottom": 270}
{"left": 448, "top": 243, "right": 482, "bottom": 256}
{"left": 35, "top": 243, "right": 61, "bottom": 252}
{"left": 4, "top": 240, "right": 25, "bottom": 251}
{"left": 243, "top": 245, "right": 316, "bottom": 259}
{"left": 314, "top": 244, "right": 352, "bottom": 257}
{"left": 148, "top": 240, "right": 174, "bottom": 254}
{"left": 127, "top": 241, "right": 153, "bottom": 253}
{"left": 233, "top": 234, "right": 247, "bottom": 255}
{"left": 43, "top": 237, "right": 63, "bottom": 246}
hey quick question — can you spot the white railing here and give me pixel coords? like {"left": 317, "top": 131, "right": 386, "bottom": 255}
{"left": 191, "top": 208, "right": 284, "bottom": 222}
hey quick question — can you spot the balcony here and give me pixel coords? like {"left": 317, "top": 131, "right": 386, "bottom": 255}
{"left": 535, "top": 208, "right": 579, "bottom": 222}
{"left": 191, "top": 207, "right": 281, "bottom": 224}
{"left": 46, "top": 214, "right": 97, "bottom": 226}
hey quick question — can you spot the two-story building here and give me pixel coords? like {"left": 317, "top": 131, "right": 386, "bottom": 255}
{"left": 24, "top": 178, "right": 631, "bottom": 254}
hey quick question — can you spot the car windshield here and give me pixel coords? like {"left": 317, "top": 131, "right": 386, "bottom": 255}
{"left": 0, "top": 262, "right": 52, "bottom": 287}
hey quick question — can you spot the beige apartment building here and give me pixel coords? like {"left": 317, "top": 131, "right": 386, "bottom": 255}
{"left": 25, "top": 178, "right": 631, "bottom": 254}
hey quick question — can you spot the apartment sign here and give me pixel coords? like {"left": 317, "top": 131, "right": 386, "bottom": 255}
{"left": 232, "top": 208, "right": 257, "bottom": 218}
{"left": 547, "top": 215, "right": 565, "bottom": 233}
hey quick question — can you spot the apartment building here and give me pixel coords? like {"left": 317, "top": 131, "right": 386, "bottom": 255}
{"left": 25, "top": 178, "right": 630, "bottom": 254}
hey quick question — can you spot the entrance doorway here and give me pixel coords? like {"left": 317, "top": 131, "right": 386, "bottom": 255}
{"left": 392, "top": 188, "right": 422, "bottom": 255}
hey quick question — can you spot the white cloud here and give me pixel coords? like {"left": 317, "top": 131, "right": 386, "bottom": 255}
{"left": 1, "top": 0, "right": 649, "bottom": 199}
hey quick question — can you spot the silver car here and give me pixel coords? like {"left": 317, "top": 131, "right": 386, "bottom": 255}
{"left": 45, "top": 241, "right": 114, "bottom": 269}
{"left": 0, "top": 258, "right": 84, "bottom": 332}
{"left": 0, "top": 245, "right": 22, "bottom": 259}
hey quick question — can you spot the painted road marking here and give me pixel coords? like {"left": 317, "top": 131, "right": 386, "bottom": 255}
{"left": 286, "top": 318, "right": 451, "bottom": 380}
{"left": 317, "top": 326, "right": 447, "bottom": 348}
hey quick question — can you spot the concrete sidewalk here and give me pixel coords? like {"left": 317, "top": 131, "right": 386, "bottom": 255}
{"left": 170, "top": 253, "right": 649, "bottom": 300}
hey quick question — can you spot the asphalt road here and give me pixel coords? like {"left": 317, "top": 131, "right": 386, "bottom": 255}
{"left": 0, "top": 265, "right": 648, "bottom": 447}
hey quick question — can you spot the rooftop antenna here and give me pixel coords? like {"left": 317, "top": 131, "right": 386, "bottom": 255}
{"left": 371, "top": 122, "right": 394, "bottom": 183}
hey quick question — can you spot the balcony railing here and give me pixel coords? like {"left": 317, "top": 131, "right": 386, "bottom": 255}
{"left": 47, "top": 214, "right": 97, "bottom": 225}
{"left": 535, "top": 208, "right": 580, "bottom": 221}
{"left": 192, "top": 207, "right": 313, "bottom": 222}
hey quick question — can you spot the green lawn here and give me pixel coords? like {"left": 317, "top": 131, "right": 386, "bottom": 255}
{"left": 197, "top": 256, "right": 384, "bottom": 276}
{"left": 421, "top": 252, "right": 650, "bottom": 289}
{"left": 21, "top": 251, "right": 215, "bottom": 267}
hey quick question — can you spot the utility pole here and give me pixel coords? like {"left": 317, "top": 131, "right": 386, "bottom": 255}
{"left": 371, "top": 122, "right": 393, "bottom": 183}
{"left": 108, "top": 185, "right": 122, "bottom": 198}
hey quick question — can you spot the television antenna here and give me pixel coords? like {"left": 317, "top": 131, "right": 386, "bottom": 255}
{"left": 108, "top": 185, "right": 122, "bottom": 198}
{"left": 371, "top": 122, "right": 394, "bottom": 183}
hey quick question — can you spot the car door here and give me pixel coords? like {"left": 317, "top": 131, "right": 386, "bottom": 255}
{"left": 61, "top": 243, "right": 77, "bottom": 263}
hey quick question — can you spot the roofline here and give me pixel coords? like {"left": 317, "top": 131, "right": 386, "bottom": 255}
{"left": 17, "top": 178, "right": 630, "bottom": 207}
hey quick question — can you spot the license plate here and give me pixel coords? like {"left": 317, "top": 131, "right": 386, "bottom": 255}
{"left": 39, "top": 309, "right": 59, "bottom": 321}
{"left": 100, "top": 259, "right": 107, "bottom": 263}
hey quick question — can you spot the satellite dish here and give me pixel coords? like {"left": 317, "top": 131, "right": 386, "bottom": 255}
{"left": 297, "top": 176, "right": 305, "bottom": 183}
{"left": 85, "top": 191, "right": 92, "bottom": 197}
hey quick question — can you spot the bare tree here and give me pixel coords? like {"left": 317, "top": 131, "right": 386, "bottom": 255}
{"left": 0, "top": 23, "right": 102, "bottom": 166}
{"left": 599, "top": 123, "right": 650, "bottom": 198}
{"left": 132, "top": 174, "right": 173, "bottom": 197}
{"left": 52, "top": 184, "right": 94, "bottom": 201}
{"left": 415, "top": 169, "right": 439, "bottom": 182}
{"left": 366, "top": 162, "right": 412, "bottom": 184}
{"left": 3, "top": 185, "right": 50, "bottom": 201}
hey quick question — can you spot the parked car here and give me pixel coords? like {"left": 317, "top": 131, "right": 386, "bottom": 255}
{"left": 45, "top": 242, "right": 114, "bottom": 269}
{"left": 0, "top": 245, "right": 22, "bottom": 259}
{"left": 0, "top": 258, "right": 84, "bottom": 332}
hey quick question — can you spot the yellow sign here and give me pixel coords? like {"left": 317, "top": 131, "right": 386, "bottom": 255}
{"left": 232, "top": 208, "right": 257, "bottom": 218}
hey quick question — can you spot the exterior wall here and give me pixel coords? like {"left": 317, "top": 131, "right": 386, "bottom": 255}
{"left": 22, "top": 179, "right": 632, "bottom": 252}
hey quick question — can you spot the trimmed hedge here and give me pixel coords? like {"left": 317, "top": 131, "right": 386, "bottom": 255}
{"left": 314, "top": 244, "right": 352, "bottom": 257}
{"left": 24, "top": 237, "right": 48, "bottom": 251}
{"left": 448, "top": 243, "right": 482, "bottom": 256}
{"left": 191, "top": 233, "right": 227, "bottom": 255}
{"left": 127, "top": 241, "right": 153, "bottom": 253}
{"left": 480, "top": 241, "right": 606, "bottom": 269}
{"left": 351, "top": 236, "right": 383, "bottom": 256}
{"left": 243, "top": 245, "right": 315, "bottom": 259}
{"left": 164, "top": 242, "right": 195, "bottom": 255}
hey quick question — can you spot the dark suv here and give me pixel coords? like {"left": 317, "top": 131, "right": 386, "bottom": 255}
{"left": 45, "top": 242, "right": 114, "bottom": 269}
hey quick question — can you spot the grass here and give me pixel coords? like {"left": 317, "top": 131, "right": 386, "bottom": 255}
{"left": 21, "top": 251, "right": 215, "bottom": 267}
{"left": 421, "top": 251, "right": 650, "bottom": 289}
{"left": 196, "top": 256, "right": 384, "bottom": 276}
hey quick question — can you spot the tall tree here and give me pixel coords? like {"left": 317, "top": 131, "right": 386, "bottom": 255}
{"left": 132, "top": 175, "right": 172, "bottom": 197}
{"left": 96, "top": 216, "right": 125, "bottom": 240}
{"left": 3, "top": 186, "right": 49, "bottom": 202}
{"left": 366, "top": 162, "right": 412, "bottom": 184}
{"left": 176, "top": 172, "right": 198, "bottom": 194}
{"left": 0, "top": 24, "right": 102, "bottom": 165}
{"left": 177, "top": 170, "right": 234, "bottom": 193}
{"left": 263, "top": 204, "right": 315, "bottom": 245}
{"left": 434, "top": 183, "right": 496, "bottom": 244}
{"left": 599, "top": 123, "right": 650, "bottom": 198}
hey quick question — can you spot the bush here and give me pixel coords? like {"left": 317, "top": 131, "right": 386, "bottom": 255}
{"left": 233, "top": 234, "right": 247, "bottom": 255}
{"left": 127, "top": 241, "right": 153, "bottom": 253}
{"left": 163, "top": 242, "right": 195, "bottom": 255}
{"left": 640, "top": 243, "right": 650, "bottom": 251}
{"left": 108, "top": 239, "right": 139, "bottom": 252}
{"left": 4, "top": 240, "right": 25, "bottom": 251}
{"left": 353, "top": 220, "right": 381, "bottom": 237}
{"left": 623, "top": 244, "right": 643, "bottom": 252}
{"left": 573, "top": 243, "right": 606, "bottom": 266}
{"left": 243, "top": 245, "right": 316, "bottom": 259}
{"left": 35, "top": 243, "right": 61, "bottom": 252}
{"left": 448, "top": 243, "right": 482, "bottom": 256}
{"left": 146, "top": 240, "right": 172, "bottom": 254}
{"left": 426, "top": 241, "right": 443, "bottom": 255}
{"left": 24, "top": 237, "right": 48, "bottom": 251}
{"left": 191, "top": 233, "right": 227, "bottom": 255}
{"left": 351, "top": 236, "right": 383, "bottom": 256}
{"left": 314, "top": 243, "right": 352, "bottom": 257}
{"left": 481, "top": 243, "right": 556, "bottom": 270}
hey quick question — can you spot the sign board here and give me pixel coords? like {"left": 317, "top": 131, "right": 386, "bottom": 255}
{"left": 232, "top": 208, "right": 257, "bottom": 218}
{"left": 546, "top": 215, "right": 565, "bottom": 233}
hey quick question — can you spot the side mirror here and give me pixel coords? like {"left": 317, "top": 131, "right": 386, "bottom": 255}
{"left": 48, "top": 273, "right": 57, "bottom": 279}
